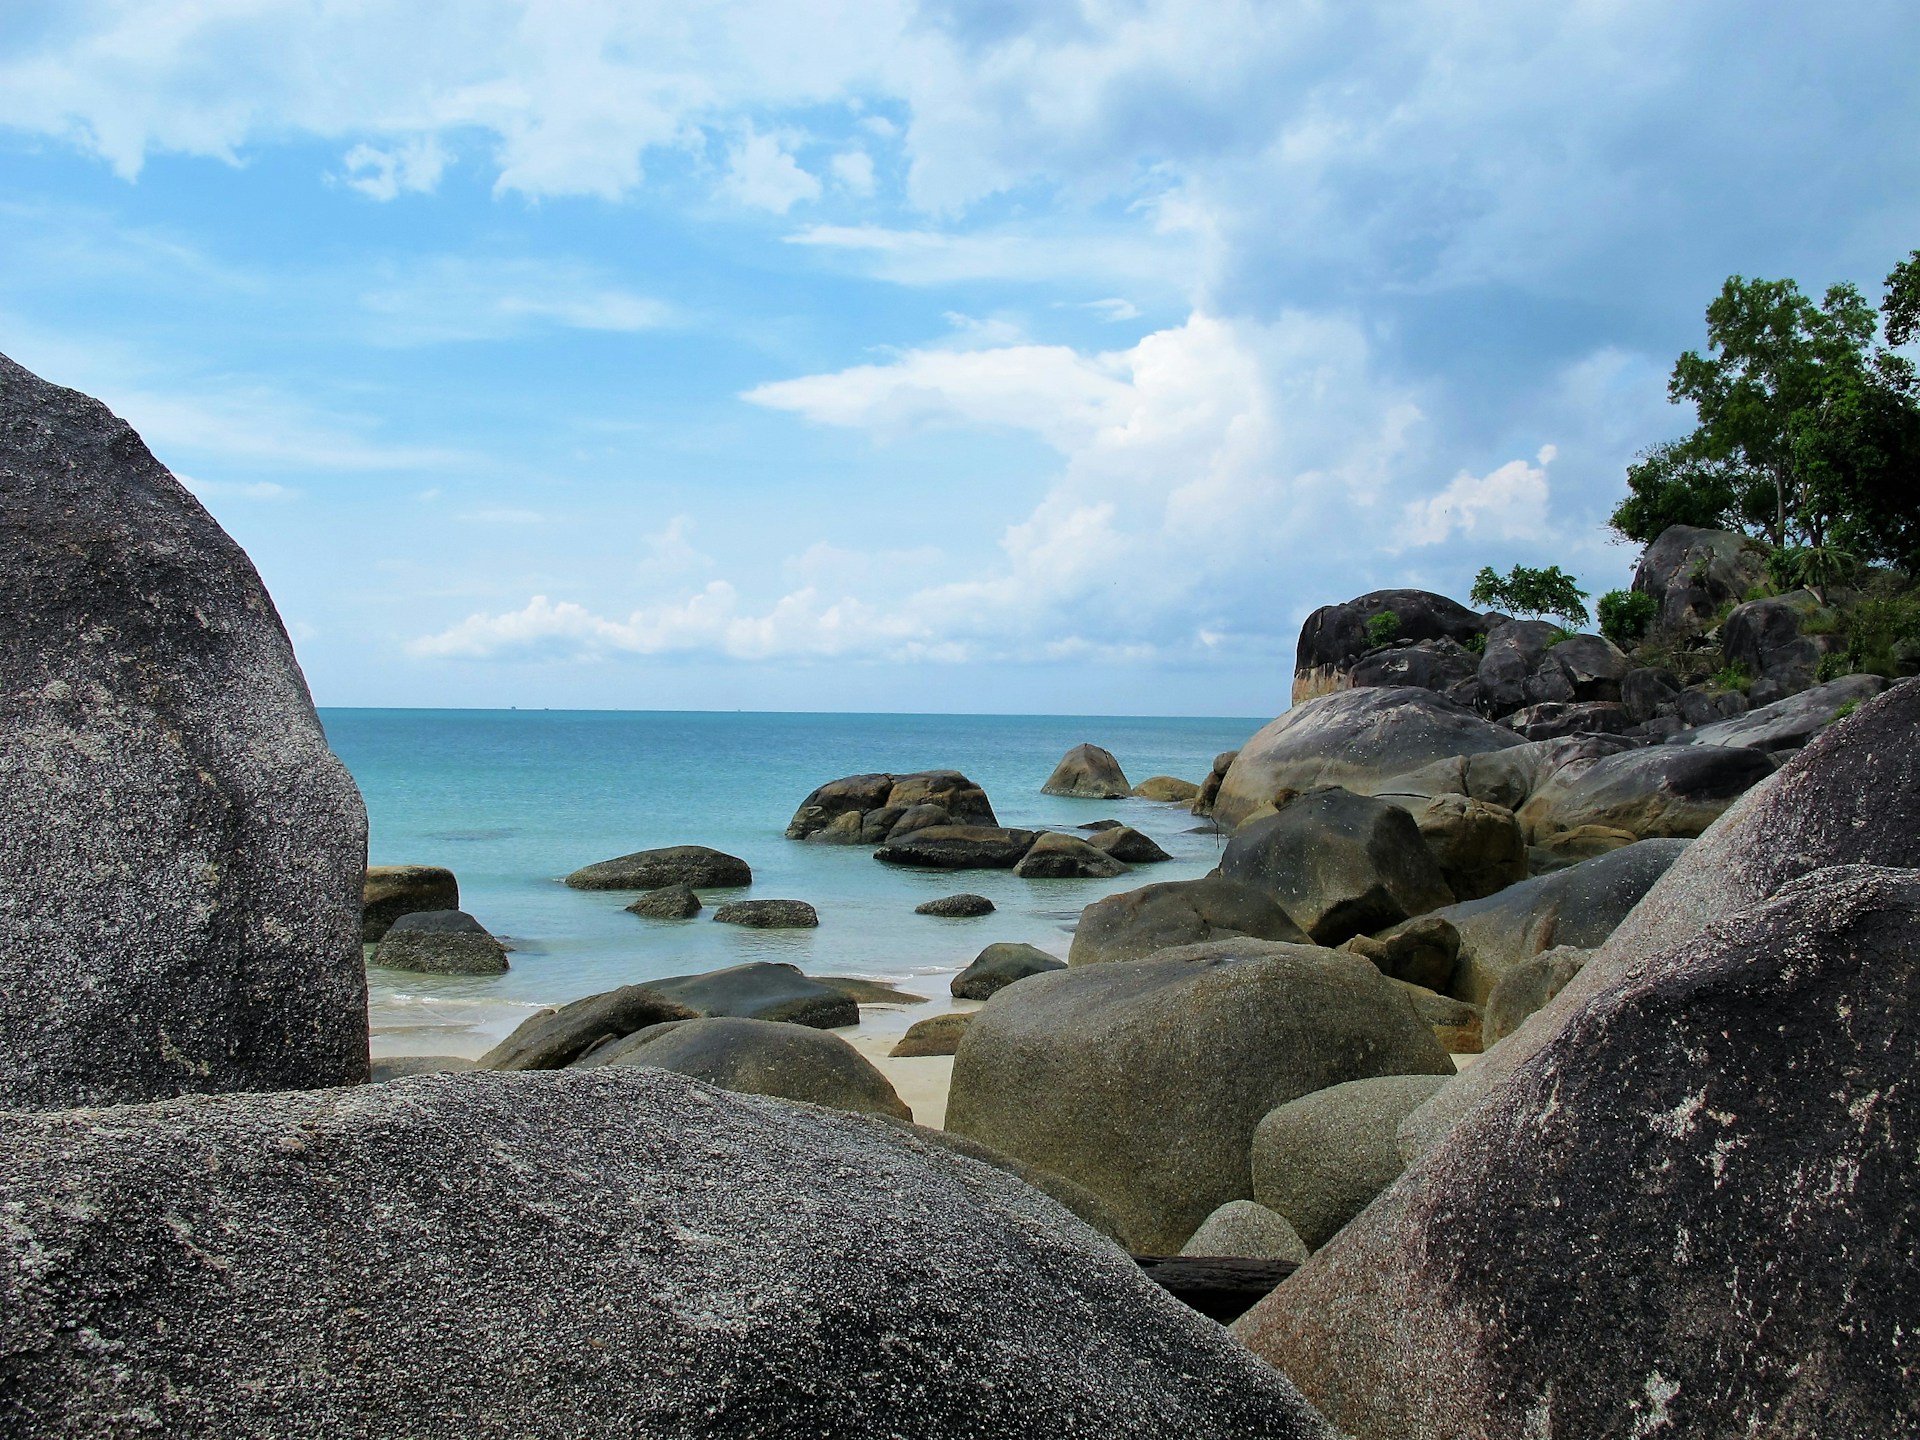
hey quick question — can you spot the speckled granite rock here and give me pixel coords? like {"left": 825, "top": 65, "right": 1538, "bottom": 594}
{"left": 370, "top": 909, "right": 509, "bottom": 975}
{"left": 0, "top": 1068, "right": 1334, "bottom": 1439}
{"left": 361, "top": 864, "right": 459, "bottom": 942}
{"left": 0, "top": 352, "right": 367, "bottom": 1110}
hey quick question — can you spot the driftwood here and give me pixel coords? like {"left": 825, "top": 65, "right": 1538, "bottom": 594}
{"left": 1132, "top": 1255, "right": 1299, "bottom": 1323}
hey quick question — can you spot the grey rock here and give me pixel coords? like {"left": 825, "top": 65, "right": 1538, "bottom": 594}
{"left": 785, "top": 770, "right": 998, "bottom": 844}
{"left": 1215, "top": 688, "right": 1525, "bottom": 832}
{"left": 1132, "top": 776, "right": 1201, "bottom": 802}
{"left": 1527, "top": 824, "right": 1641, "bottom": 872}
{"left": 643, "top": 961, "right": 857, "bottom": 1029}
{"left": 1069, "top": 875, "right": 1308, "bottom": 966}
{"left": 1181, "top": 1200, "right": 1311, "bottom": 1263}
{"left": 1387, "top": 979, "right": 1483, "bottom": 1055}
{"left": 1042, "top": 743, "right": 1132, "bottom": 798}
{"left": 1191, "top": 750, "right": 1239, "bottom": 817}
{"left": 1515, "top": 741, "right": 1774, "bottom": 843}
{"left": 1412, "top": 793, "right": 1527, "bottom": 902}
{"left": 565, "top": 845, "right": 751, "bottom": 891}
{"left": 1676, "top": 684, "right": 1749, "bottom": 727}
{"left": 362, "top": 865, "right": 459, "bottom": 943}
{"left": 1722, "top": 590, "right": 1834, "bottom": 702}
{"left": 890, "top": 1012, "right": 974, "bottom": 1057}
{"left": 873, "top": 824, "right": 1038, "bottom": 870}
{"left": 1251, "top": 1073, "right": 1452, "bottom": 1249}
{"left": 1482, "top": 944, "right": 1590, "bottom": 1046}
{"left": 814, "top": 976, "right": 928, "bottom": 1005}
{"left": 952, "top": 943, "right": 1066, "bottom": 1000}
{"left": 1620, "top": 666, "right": 1682, "bottom": 724}
{"left": 1503, "top": 700, "right": 1633, "bottom": 740}
{"left": 1676, "top": 672, "right": 1887, "bottom": 753}
{"left": 1343, "top": 916, "right": 1461, "bottom": 993}
{"left": 480, "top": 985, "right": 699, "bottom": 1070}
{"left": 575, "top": 1015, "right": 910, "bottom": 1120}
{"left": 1346, "top": 637, "right": 1482, "bottom": 701}
{"left": 1219, "top": 789, "right": 1454, "bottom": 946}
{"left": 371, "top": 909, "right": 509, "bottom": 975}
{"left": 0, "top": 353, "right": 367, "bottom": 1110}
{"left": 0, "top": 1068, "right": 1333, "bottom": 1439}
{"left": 368, "top": 1055, "right": 476, "bottom": 1081}
{"left": 625, "top": 882, "right": 703, "bottom": 919}
{"left": 872, "top": 1120, "right": 1128, "bottom": 1245}
{"left": 711, "top": 899, "right": 819, "bottom": 929}
{"left": 1535, "top": 632, "right": 1631, "bottom": 703}
{"left": 1376, "top": 733, "right": 1643, "bottom": 815}
{"left": 946, "top": 939, "right": 1453, "bottom": 1252}
{"left": 915, "top": 892, "right": 996, "bottom": 917}
{"left": 1293, "top": 590, "right": 1492, "bottom": 704}
{"left": 1630, "top": 522, "right": 1770, "bottom": 633}
{"left": 1236, "top": 866, "right": 1920, "bottom": 1440}
{"left": 1084, "top": 825, "right": 1172, "bottom": 863}
{"left": 1013, "top": 831, "right": 1129, "bottom": 879}
{"left": 1477, "top": 619, "right": 1563, "bottom": 714}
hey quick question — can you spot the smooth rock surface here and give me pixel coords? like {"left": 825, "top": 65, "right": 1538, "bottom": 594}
{"left": 1085, "top": 825, "right": 1172, "bottom": 863}
{"left": 1069, "top": 875, "right": 1308, "bottom": 965}
{"left": 915, "top": 893, "right": 995, "bottom": 917}
{"left": 0, "top": 1068, "right": 1334, "bottom": 1439}
{"left": 711, "top": 899, "right": 819, "bottom": 929}
{"left": 1411, "top": 793, "right": 1527, "bottom": 902}
{"left": 565, "top": 845, "right": 751, "bottom": 891}
{"left": 1042, "top": 743, "right": 1132, "bottom": 798}
{"left": 951, "top": 943, "right": 1066, "bottom": 1000}
{"left": 1629, "top": 523, "right": 1769, "bottom": 634}
{"left": 873, "top": 825, "right": 1038, "bottom": 870}
{"left": 1237, "top": 866, "right": 1920, "bottom": 1440}
{"left": 0, "top": 353, "right": 369, "bottom": 1110}
{"left": 479, "top": 985, "right": 700, "bottom": 1070}
{"left": 890, "top": 1012, "right": 975, "bottom": 1057}
{"left": 1676, "top": 672, "right": 1886, "bottom": 753}
{"left": 1514, "top": 742, "right": 1774, "bottom": 842}
{"left": 946, "top": 940, "right": 1453, "bottom": 1252}
{"left": 1482, "top": 944, "right": 1590, "bottom": 1046}
{"left": 361, "top": 864, "right": 459, "bottom": 943}
{"left": 643, "top": 961, "right": 858, "bottom": 1029}
{"left": 1180, "top": 1200, "right": 1311, "bottom": 1264}
{"left": 1013, "top": 831, "right": 1129, "bottom": 879}
{"left": 1133, "top": 775, "right": 1201, "bottom": 802}
{"left": 625, "top": 882, "right": 703, "bottom": 919}
{"left": 370, "top": 909, "right": 509, "bottom": 975}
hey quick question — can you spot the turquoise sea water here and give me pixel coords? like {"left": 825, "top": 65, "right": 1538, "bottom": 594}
{"left": 324, "top": 709, "right": 1264, "bottom": 1056}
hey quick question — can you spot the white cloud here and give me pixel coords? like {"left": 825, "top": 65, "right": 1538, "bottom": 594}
{"left": 829, "top": 149, "right": 876, "bottom": 194}
{"left": 1397, "top": 445, "right": 1555, "bottom": 549}
{"left": 358, "top": 256, "right": 672, "bottom": 344}
{"left": 1084, "top": 297, "right": 1140, "bottom": 322}
{"left": 339, "top": 136, "right": 448, "bottom": 200}
{"left": 722, "top": 127, "right": 821, "bottom": 213}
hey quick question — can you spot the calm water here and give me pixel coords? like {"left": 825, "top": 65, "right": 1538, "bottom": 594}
{"left": 324, "top": 709, "right": 1264, "bottom": 1056}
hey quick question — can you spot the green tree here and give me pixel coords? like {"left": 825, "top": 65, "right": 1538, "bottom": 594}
{"left": 1470, "top": 564, "right": 1591, "bottom": 628}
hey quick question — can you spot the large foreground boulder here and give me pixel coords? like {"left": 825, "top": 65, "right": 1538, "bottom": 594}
{"left": 0, "top": 353, "right": 368, "bottom": 1111}
{"left": 1236, "top": 866, "right": 1920, "bottom": 1440}
{"left": 575, "top": 1015, "right": 910, "bottom": 1119}
{"left": 370, "top": 909, "right": 509, "bottom": 975}
{"left": 1042, "top": 743, "right": 1131, "bottom": 798}
{"left": 0, "top": 1069, "right": 1334, "bottom": 1438}
{"left": 1219, "top": 789, "right": 1454, "bottom": 946}
{"left": 786, "top": 770, "right": 998, "bottom": 844}
{"left": 1215, "top": 689, "right": 1524, "bottom": 832}
{"left": 1514, "top": 742, "right": 1774, "bottom": 843}
{"left": 1069, "top": 875, "right": 1308, "bottom": 965}
{"left": 565, "top": 845, "right": 751, "bottom": 891}
{"left": 361, "top": 864, "right": 459, "bottom": 942}
{"left": 946, "top": 941, "right": 1453, "bottom": 1252}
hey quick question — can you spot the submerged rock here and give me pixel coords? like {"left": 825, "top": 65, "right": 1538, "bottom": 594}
{"left": 370, "top": 909, "right": 509, "bottom": 975}
{"left": 874, "top": 825, "right": 1039, "bottom": 870}
{"left": 362, "top": 865, "right": 459, "bottom": 943}
{"left": 625, "top": 882, "right": 704, "bottom": 919}
{"left": 915, "top": 892, "right": 996, "bottom": 917}
{"left": 565, "top": 845, "right": 751, "bottom": 891}
{"left": 0, "top": 1069, "right": 1333, "bottom": 1439}
{"left": 952, "top": 943, "right": 1065, "bottom": 1000}
{"left": 0, "top": 352, "right": 368, "bottom": 1110}
{"left": 712, "top": 899, "right": 819, "bottom": 929}
{"left": 1042, "top": 743, "right": 1132, "bottom": 798}
{"left": 1012, "top": 831, "right": 1129, "bottom": 879}
{"left": 1069, "top": 875, "right": 1308, "bottom": 966}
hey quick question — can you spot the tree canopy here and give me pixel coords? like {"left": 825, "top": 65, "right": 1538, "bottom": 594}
{"left": 1611, "top": 253, "right": 1920, "bottom": 571}
{"left": 1470, "top": 564, "right": 1590, "bottom": 629}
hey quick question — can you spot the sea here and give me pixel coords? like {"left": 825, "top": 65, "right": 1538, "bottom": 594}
{"left": 325, "top": 709, "right": 1267, "bottom": 1059}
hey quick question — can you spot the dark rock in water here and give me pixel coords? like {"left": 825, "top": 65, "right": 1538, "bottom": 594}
{"left": 947, "top": 939, "right": 1453, "bottom": 1253}
{"left": 1675, "top": 672, "right": 1887, "bottom": 754}
{"left": 1630, "top": 522, "right": 1769, "bottom": 634}
{"left": 0, "top": 353, "right": 369, "bottom": 1110}
{"left": 625, "top": 882, "right": 703, "bottom": 919}
{"left": 1084, "top": 825, "right": 1172, "bottom": 863}
{"left": 1483, "top": 944, "right": 1590, "bottom": 1045}
{"left": 371, "top": 909, "right": 510, "bottom": 975}
{"left": 1293, "top": 589, "right": 1493, "bottom": 704}
{"left": 1411, "top": 793, "right": 1526, "bottom": 902}
{"left": 1215, "top": 688, "right": 1525, "bottom": 831}
{"left": 916, "top": 892, "right": 996, "bottom": 917}
{"left": 1069, "top": 875, "right": 1308, "bottom": 966}
{"left": 1220, "top": 789, "right": 1454, "bottom": 946}
{"left": 565, "top": 844, "right": 750, "bottom": 891}
{"left": 1721, "top": 589, "right": 1835, "bottom": 702}
{"left": 1043, "top": 743, "right": 1132, "bottom": 798}
{"left": 952, "top": 943, "right": 1066, "bottom": 1000}
{"left": 1133, "top": 775, "right": 1201, "bottom": 803}
{"left": 1515, "top": 742, "right": 1774, "bottom": 843}
{"left": 1237, "top": 866, "right": 1920, "bottom": 1440}
{"left": 1078, "top": 818, "right": 1125, "bottom": 831}
{"left": 786, "top": 770, "right": 998, "bottom": 844}
{"left": 480, "top": 985, "right": 700, "bottom": 1070}
{"left": 815, "top": 976, "right": 927, "bottom": 1005}
{"left": 874, "top": 824, "right": 1039, "bottom": 870}
{"left": 644, "top": 961, "right": 856, "bottom": 1029}
{"left": 712, "top": 899, "right": 819, "bottom": 929}
{"left": 890, "top": 1012, "right": 975, "bottom": 1057}
{"left": 1251, "top": 1074, "right": 1451, "bottom": 1249}
{"left": 369, "top": 1055, "right": 476, "bottom": 1082}
{"left": 0, "top": 1069, "right": 1330, "bottom": 1440}
{"left": 1013, "top": 831, "right": 1129, "bottom": 879}
{"left": 575, "top": 1015, "right": 910, "bottom": 1119}
{"left": 1191, "top": 750, "right": 1238, "bottom": 817}
{"left": 362, "top": 865, "right": 459, "bottom": 942}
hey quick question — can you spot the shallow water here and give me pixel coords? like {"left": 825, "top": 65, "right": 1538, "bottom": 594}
{"left": 324, "top": 709, "right": 1263, "bottom": 1056}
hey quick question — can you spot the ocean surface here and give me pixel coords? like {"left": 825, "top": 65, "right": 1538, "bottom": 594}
{"left": 324, "top": 709, "right": 1267, "bottom": 1058}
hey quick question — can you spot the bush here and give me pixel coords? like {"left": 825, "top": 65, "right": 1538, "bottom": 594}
{"left": 1767, "top": 544, "right": 1862, "bottom": 595}
{"left": 1710, "top": 660, "right": 1753, "bottom": 694}
{"left": 1364, "top": 610, "right": 1402, "bottom": 649}
{"left": 1830, "top": 579, "right": 1920, "bottom": 677}
{"left": 1464, "top": 631, "right": 1487, "bottom": 655}
{"left": 1469, "top": 564, "right": 1591, "bottom": 629}
{"left": 1597, "top": 589, "right": 1659, "bottom": 648}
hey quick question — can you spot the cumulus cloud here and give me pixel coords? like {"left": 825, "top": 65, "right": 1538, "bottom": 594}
{"left": 339, "top": 137, "right": 448, "bottom": 200}
{"left": 722, "top": 127, "right": 822, "bottom": 212}
{"left": 1397, "top": 445, "right": 1555, "bottom": 549}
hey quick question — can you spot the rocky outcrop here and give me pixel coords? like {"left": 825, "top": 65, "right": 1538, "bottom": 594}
{"left": 946, "top": 940, "right": 1453, "bottom": 1252}
{"left": 1236, "top": 866, "right": 1920, "bottom": 1440}
{"left": 712, "top": 899, "right": 819, "bottom": 929}
{"left": 0, "top": 352, "right": 369, "bottom": 1110}
{"left": 575, "top": 1015, "right": 910, "bottom": 1119}
{"left": 890, "top": 1012, "right": 974, "bottom": 1057}
{"left": 1013, "top": 831, "right": 1129, "bottom": 879}
{"left": 1250, "top": 1074, "right": 1451, "bottom": 1249}
{"left": 1180, "top": 1200, "right": 1310, "bottom": 1263}
{"left": 0, "top": 1068, "right": 1333, "bottom": 1439}
{"left": 1630, "top": 523, "right": 1769, "bottom": 633}
{"left": 1191, "top": 750, "right": 1239, "bottom": 817}
{"left": 1343, "top": 916, "right": 1460, "bottom": 993}
{"left": 786, "top": 770, "right": 998, "bottom": 844}
{"left": 1085, "top": 825, "right": 1171, "bottom": 863}
{"left": 1293, "top": 590, "right": 1493, "bottom": 703}
{"left": 1345, "top": 638, "right": 1482, "bottom": 704}
{"left": 1042, "top": 743, "right": 1131, "bottom": 798}
{"left": 915, "top": 892, "right": 995, "bottom": 917}
{"left": 642, "top": 961, "right": 857, "bottom": 1028}
{"left": 1482, "top": 943, "right": 1590, "bottom": 1044}
{"left": 1502, "top": 699, "right": 1632, "bottom": 740}
{"left": 1411, "top": 793, "right": 1527, "bottom": 901}
{"left": 1219, "top": 789, "right": 1454, "bottom": 946}
{"left": 952, "top": 943, "right": 1065, "bottom": 999}
{"left": 565, "top": 845, "right": 751, "bottom": 891}
{"left": 1474, "top": 619, "right": 1560, "bottom": 713}
{"left": 1675, "top": 672, "right": 1886, "bottom": 753}
{"left": 370, "top": 909, "right": 509, "bottom": 975}
{"left": 479, "top": 985, "right": 699, "bottom": 1070}
{"left": 362, "top": 865, "right": 459, "bottom": 942}
{"left": 1514, "top": 742, "right": 1774, "bottom": 842}
{"left": 1214, "top": 689, "right": 1525, "bottom": 832}
{"left": 1133, "top": 775, "right": 1200, "bottom": 803}
{"left": 626, "top": 882, "right": 703, "bottom": 919}
{"left": 1069, "top": 876, "right": 1308, "bottom": 965}
{"left": 873, "top": 825, "right": 1038, "bottom": 869}
{"left": 1721, "top": 588, "right": 1835, "bottom": 702}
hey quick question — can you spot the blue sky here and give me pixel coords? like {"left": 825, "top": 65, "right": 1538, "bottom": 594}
{"left": 2, "top": 2, "right": 1916, "bottom": 715}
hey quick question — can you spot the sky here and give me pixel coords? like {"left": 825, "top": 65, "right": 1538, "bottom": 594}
{"left": 2, "top": 2, "right": 1916, "bottom": 716}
